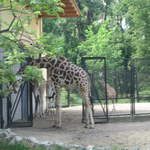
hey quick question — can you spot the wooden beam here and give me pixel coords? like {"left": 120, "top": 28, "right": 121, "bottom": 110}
{"left": 61, "top": 0, "right": 72, "bottom": 3}
{"left": 40, "top": 0, "right": 80, "bottom": 18}
{"left": 70, "top": 0, "right": 80, "bottom": 16}
{"left": 40, "top": 12, "right": 79, "bottom": 18}
{"left": 64, "top": 10, "right": 76, "bottom": 13}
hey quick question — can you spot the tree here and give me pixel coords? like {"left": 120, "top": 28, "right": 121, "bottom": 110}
{"left": 113, "top": 0, "right": 150, "bottom": 58}
{"left": 0, "top": 0, "right": 63, "bottom": 96}
{"left": 43, "top": 0, "right": 109, "bottom": 63}
{"left": 79, "top": 20, "right": 121, "bottom": 57}
{"left": 126, "top": 0, "right": 150, "bottom": 57}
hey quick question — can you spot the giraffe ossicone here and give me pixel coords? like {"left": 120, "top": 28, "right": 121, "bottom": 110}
{"left": 19, "top": 56, "right": 95, "bottom": 129}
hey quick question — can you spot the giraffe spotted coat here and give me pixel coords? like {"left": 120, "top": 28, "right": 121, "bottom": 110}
{"left": 20, "top": 56, "right": 95, "bottom": 128}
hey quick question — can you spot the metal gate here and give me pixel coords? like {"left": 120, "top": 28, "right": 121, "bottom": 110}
{"left": 81, "top": 57, "right": 109, "bottom": 123}
{"left": 81, "top": 57, "right": 150, "bottom": 123}
{"left": 0, "top": 90, "right": 4, "bottom": 128}
{"left": 7, "top": 82, "right": 33, "bottom": 128}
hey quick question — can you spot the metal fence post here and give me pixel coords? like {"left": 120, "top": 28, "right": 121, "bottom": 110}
{"left": 81, "top": 57, "right": 86, "bottom": 123}
{"left": 7, "top": 95, "right": 11, "bottom": 128}
{"left": 0, "top": 92, "right": 4, "bottom": 128}
{"left": 130, "top": 59, "right": 136, "bottom": 118}
{"left": 29, "top": 82, "right": 33, "bottom": 123}
{"left": 104, "top": 58, "right": 109, "bottom": 122}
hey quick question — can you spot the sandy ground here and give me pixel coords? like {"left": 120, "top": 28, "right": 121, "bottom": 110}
{"left": 12, "top": 104, "right": 150, "bottom": 149}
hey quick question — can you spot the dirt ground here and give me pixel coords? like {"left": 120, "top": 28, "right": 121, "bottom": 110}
{"left": 12, "top": 104, "right": 150, "bottom": 149}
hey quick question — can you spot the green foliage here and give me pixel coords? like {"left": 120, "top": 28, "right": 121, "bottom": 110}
{"left": 43, "top": 0, "right": 107, "bottom": 63}
{"left": 61, "top": 89, "right": 82, "bottom": 106}
{"left": 21, "top": 66, "right": 44, "bottom": 83}
{"left": 128, "top": 0, "right": 150, "bottom": 57}
{"left": 43, "top": 0, "right": 150, "bottom": 61}
{"left": 5, "top": 50, "right": 27, "bottom": 65}
{"left": 37, "top": 33, "right": 65, "bottom": 56}
{"left": 0, "top": 0, "right": 64, "bottom": 97}
{"left": 79, "top": 21, "right": 122, "bottom": 58}
{"left": 0, "top": 0, "right": 63, "bottom": 16}
{"left": 0, "top": 0, "right": 149, "bottom": 98}
{"left": 0, "top": 139, "right": 47, "bottom": 150}
{"left": 0, "top": 62, "right": 17, "bottom": 96}
{"left": 113, "top": 0, "right": 150, "bottom": 58}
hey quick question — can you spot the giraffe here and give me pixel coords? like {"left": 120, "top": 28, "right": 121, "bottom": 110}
{"left": 18, "top": 56, "right": 95, "bottom": 128}
{"left": 100, "top": 79, "right": 117, "bottom": 111}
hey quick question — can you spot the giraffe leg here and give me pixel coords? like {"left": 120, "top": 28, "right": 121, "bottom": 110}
{"left": 53, "top": 88, "right": 62, "bottom": 128}
{"left": 112, "top": 98, "right": 116, "bottom": 112}
{"left": 81, "top": 91, "right": 95, "bottom": 129}
{"left": 86, "top": 102, "right": 95, "bottom": 129}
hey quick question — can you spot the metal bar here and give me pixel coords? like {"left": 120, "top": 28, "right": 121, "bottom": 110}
{"left": 10, "top": 84, "right": 22, "bottom": 114}
{"left": 11, "top": 83, "right": 26, "bottom": 115}
{"left": 108, "top": 114, "right": 131, "bottom": 117}
{"left": 10, "top": 121, "right": 33, "bottom": 128}
{"left": 29, "top": 82, "right": 33, "bottom": 122}
{"left": 7, "top": 95, "right": 11, "bottom": 127}
{"left": 134, "top": 58, "right": 150, "bottom": 61}
{"left": 94, "top": 97, "right": 132, "bottom": 101}
{"left": 0, "top": 93, "right": 4, "bottom": 128}
{"left": 134, "top": 59, "right": 140, "bottom": 102}
{"left": 26, "top": 82, "right": 29, "bottom": 120}
{"left": 135, "top": 97, "right": 150, "bottom": 99}
{"left": 81, "top": 58, "right": 86, "bottom": 122}
{"left": 134, "top": 113, "right": 150, "bottom": 116}
{"left": 11, "top": 83, "right": 26, "bottom": 122}
{"left": 81, "top": 57, "right": 106, "bottom": 60}
{"left": 67, "top": 89, "right": 71, "bottom": 107}
{"left": 104, "top": 58, "right": 109, "bottom": 121}
{"left": 132, "top": 59, "right": 136, "bottom": 116}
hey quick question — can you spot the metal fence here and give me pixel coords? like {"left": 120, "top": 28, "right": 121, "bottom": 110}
{"left": 81, "top": 57, "right": 150, "bottom": 123}
{"left": 0, "top": 88, "right": 4, "bottom": 128}
{"left": 0, "top": 57, "right": 150, "bottom": 128}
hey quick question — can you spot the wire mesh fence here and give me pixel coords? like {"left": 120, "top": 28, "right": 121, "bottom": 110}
{"left": 81, "top": 57, "right": 150, "bottom": 123}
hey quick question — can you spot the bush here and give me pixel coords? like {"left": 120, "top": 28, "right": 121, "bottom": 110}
{"left": 0, "top": 139, "right": 46, "bottom": 150}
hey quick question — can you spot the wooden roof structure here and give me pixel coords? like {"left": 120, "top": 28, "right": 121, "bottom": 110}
{"left": 40, "top": 0, "right": 80, "bottom": 18}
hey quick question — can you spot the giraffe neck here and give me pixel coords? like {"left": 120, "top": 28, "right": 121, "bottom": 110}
{"left": 31, "top": 56, "right": 67, "bottom": 69}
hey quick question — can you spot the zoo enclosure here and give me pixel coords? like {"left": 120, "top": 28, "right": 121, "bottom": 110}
{"left": 81, "top": 57, "right": 150, "bottom": 123}
{"left": 0, "top": 57, "right": 150, "bottom": 128}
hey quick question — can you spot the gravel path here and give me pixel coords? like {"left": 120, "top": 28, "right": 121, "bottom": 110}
{"left": 12, "top": 104, "right": 150, "bottom": 149}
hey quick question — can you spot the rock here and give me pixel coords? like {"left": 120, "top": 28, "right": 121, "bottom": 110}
{"left": 0, "top": 128, "right": 139, "bottom": 150}
{"left": 93, "top": 146, "right": 111, "bottom": 150}
{"left": 6, "top": 128, "right": 11, "bottom": 133}
{"left": 47, "top": 144, "right": 69, "bottom": 150}
{"left": 40, "top": 141, "right": 51, "bottom": 146}
{"left": 25, "top": 136, "right": 39, "bottom": 144}
{"left": 15, "top": 136, "right": 23, "bottom": 142}
{"left": 0, "top": 132, "right": 7, "bottom": 138}
{"left": 86, "top": 145, "right": 94, "bottom": 150}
